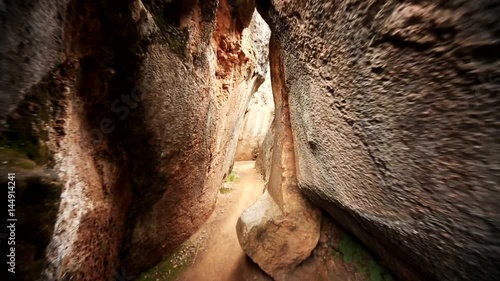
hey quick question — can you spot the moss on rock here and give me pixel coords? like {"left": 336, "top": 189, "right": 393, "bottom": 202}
{"left": 143, "top": 0, "right": 190, "bottom": 58}
{"left": 136, "top": 243, "right": 196, "bottom": 281}
{"left": 338, "top": 234, "right": 394, "bottom": 281}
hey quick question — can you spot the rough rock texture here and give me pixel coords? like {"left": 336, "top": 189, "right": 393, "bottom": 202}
{"left": 237, "top": 190, "right": 320, "bottom": 280}
{"left": 0, "top": 0, "right": 66, "bottom": 123}
{"left": 258, "top": 1, "right": 500, "bottom": 281}
{"left": 255, "top": 119, "right": 274, "bottom": 181}
{"left": 3, "top": 0, "right": 500, "bottom": 281}
{"left": 237, "top": 34, "right": 321, "bottom": 281}
{"left": 1, "top": 4, "right": 69, "bottom": 277}
{"left": 121, "top": 3, "right": 270, "bottom": 276}
{"left": 235, "top": 69, "right": 274, "bottom": 161}
{"left": 1, "top": 1, "right": 270, "bottom": 280}
{"left": 288, "top": 213, "right": 395, "bottom": 281}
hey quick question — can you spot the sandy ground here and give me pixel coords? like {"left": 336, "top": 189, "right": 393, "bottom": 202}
{"left": 177, "top": 161, "right": 272, "bottom": 281}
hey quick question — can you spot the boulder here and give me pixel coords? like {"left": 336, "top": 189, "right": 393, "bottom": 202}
{"left": 237, "top": 190, "right": 321, "bottom": 280}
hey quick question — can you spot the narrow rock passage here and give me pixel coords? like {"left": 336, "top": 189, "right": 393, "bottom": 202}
{"left": 177, "top": 161, "right": 271, "bottom": 281}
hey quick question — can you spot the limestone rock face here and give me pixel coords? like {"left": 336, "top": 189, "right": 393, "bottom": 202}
{"left": 0, "top": 0, "right": 66, "bottom": 123}
{"left": 259, "top": 1, "right": 500, "bottom": 281}
{"left": 1, "top": 0, "right": 271, "bottom": 280}
{"left": 255, "top": 119, "right": 274, "bottom": 181}
{"left": 235, "top": 69, "right": 274, "bottom": 161}
{"left": 121, "top": 6, "right": 270, "bottom": 276}
{"left": 237, "top": 35, "right": 321, "bottom": 280}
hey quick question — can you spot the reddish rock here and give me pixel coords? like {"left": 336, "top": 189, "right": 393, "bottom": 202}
{"left": 1, "top": 1, "right": 271, "bottom": 280}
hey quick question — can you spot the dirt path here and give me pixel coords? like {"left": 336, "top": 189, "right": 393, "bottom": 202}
{"left": 177, "top": 161, "right": 271, "bottom": 281}
{"left": 138, "top": 161, "right": 391, "bottom": 281}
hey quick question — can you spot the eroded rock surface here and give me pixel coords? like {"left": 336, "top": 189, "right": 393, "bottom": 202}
{"left": 255, "top": 119, "right": 274, "bottom": 182}
{"left": 2, "top": 0, "right": 499, "bottom": 281}
{"left": 235, "top": 69, "right": 274, "bottom": 161}
{"left": 258, "top": 0, "right": 500, "bottom": 280}
{"left": 237, "top": 34, "right": 321, "bottom": 280}
{"left": 1, "top": 1, "right": 271, "bottom": 280}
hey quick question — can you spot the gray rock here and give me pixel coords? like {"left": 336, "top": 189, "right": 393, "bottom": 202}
{"left": 260, "top": 0, "right": 500, "bottom": 280}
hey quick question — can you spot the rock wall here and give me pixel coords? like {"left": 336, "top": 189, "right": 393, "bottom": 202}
{"left": 235, "top": 69, "right": 274, "bottom": 161}
{"left": 0, "top": 1, "right": 69, "bottom": 280}
{"left": 237, "top": 34, "right": 321, "bottom": 281}
{"left": 121, "top": 3, "right": 270, "bottom": 276}
{"left": 3, "top": 0, "right": 500, "bottom": 280}
{"left": 1, "top": 0, "right": 270, "bottom": 280}
{"left": 0, "top": 0, "right": 66, "bottom": 123}
{"left": 258, "top": 1, "right": 500, "bottom": 281}
{"left": 255, "top": 119, "right": 274, "bottom": 181}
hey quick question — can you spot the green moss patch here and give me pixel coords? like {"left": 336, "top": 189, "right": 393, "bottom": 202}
{"left": 225, "top": 171, "right": 239, "bottom": 183}
{"left": 0, "top": 147, "right": 38, "bottom": 170}
{"left": 219, "top": 187, "right": 234, "bottom": 194}
{"left": 136, "top": 243, "right": 196, "bottom": 281}
{"left": 144, "top": 1, "right": 189, "bottom": 58}
{"left": 338, "top": 234, "right": 395, "bottom": 281}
